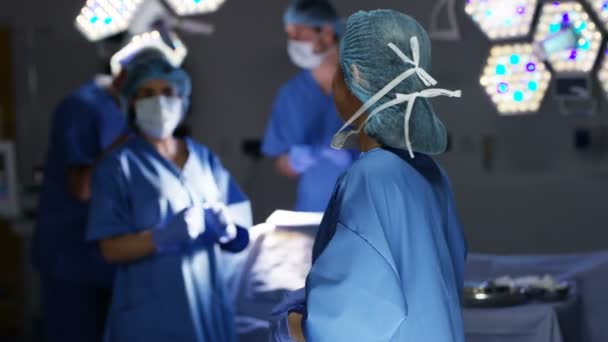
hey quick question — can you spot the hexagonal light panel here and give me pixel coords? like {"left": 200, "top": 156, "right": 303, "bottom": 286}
{"left": 534, "top": 1, "right": 603, "bottom": 73}
{"left": 599, "top": 49, "right": 608, "bottom": 100}
{"left": 584, "top": 0, "right": 608, "bottom": 31}
{"left": 465, "top": 0, "right": 539, "bottom": 40}
{"left": 481, "top": 43, "right": 552, "bottom": 115}
{"left": 164, "top": 0, "right": 225, "bottom": 16}
{"left": 110, "top": 30, "right": 188, "bottom": 75}
{"left": 75, "top": 0, "right": 144, "bottom": 42}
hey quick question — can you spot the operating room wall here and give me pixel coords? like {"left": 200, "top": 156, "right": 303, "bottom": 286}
{"left": 1, "top": 0, "right": 607, "bottom": 254}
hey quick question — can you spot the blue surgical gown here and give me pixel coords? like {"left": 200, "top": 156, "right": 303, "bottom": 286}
{"left": 304, "top": 148, "right": 467, "bottom": 341}
{"left": 262, "top": 70, "right": 354, "bottom": 212}
{"left": 87, "top": 136, "right": 252, "bottom": 342}
{"left": 33, "top": 77, "right": 125, "bottom": 286}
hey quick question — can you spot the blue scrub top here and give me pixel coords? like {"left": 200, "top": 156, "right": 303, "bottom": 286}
{"left": 304, "top": 148, "right": 467, "bottom": 341}
{"left": 87, "top": 136, "right": 252, "bottom": 342}
{"left": 262, "top": 70, "right": 354, "bottom": 212}
{"left": 33, "top": 78, "right": 126, "bottom": 286}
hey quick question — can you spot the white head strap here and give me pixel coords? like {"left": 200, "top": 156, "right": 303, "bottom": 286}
{"left": 331, "top": 36, "right": 462, "bottom": 157}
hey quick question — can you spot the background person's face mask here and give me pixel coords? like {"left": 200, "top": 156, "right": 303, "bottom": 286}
{"left": 287, "top": 39, "right": 328, "bottom": 70}
{"left": 135, "top": 96, "right": 184, "bottom": 139}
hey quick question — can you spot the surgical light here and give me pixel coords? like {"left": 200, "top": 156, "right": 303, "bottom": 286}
{"left": 584, "top": 0, "right": 608, "bottom": 31}
{"left": 164, "top": 0, "right": 225, "bottom": 16}
{"left": 75, "top": 0, "right": 144, "bottom": 42}
{"left": 533, "top": 1, "right": 603, "bottom": 73}
{"left": 110, "top": 30, "right": 188, "bottom": 75}
{"left": 480, "top": 43, "right": 552, "bottom": 115}
{"left": 465, "top": 0, "right": 539, "bottom": 40}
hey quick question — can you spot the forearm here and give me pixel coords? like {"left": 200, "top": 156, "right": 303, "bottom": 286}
{"left": 67, "top": 133, "right": 131, "bottom": 202}
{"left": 288, "top": 313, "right": 306, "bottom": 342}
{"left": 68, "top": 166, "right": 93, "bottom": 201}
{"left": 275, "top": 154, "right": 299, "bottom": 178}
{"left": 99, "top": 230, "right": 156, "bottom": 263}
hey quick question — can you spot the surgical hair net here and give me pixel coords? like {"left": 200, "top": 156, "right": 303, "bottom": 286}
{"left": 284, "top": 0, "right": 343, "bottom": 36}
{"left": 121, "top": 57, "right": 192, "bottom": 111}
{"left": 119, "top": 47, "right": 166, "bottom": 70}
{"left": 340, "top": 10, "right": 448, "bottom": 154}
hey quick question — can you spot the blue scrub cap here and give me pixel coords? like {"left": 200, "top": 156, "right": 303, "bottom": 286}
{"left": 338, "top": 10, "right": 461, "bottom": 156}
{"left": 121, "top": 57, "right": 192, "bottom": 110}
{"left": 118, "top": 47, "right": 166, "bottom": 69}
{"left": 284, "top": 0, "right": 343, "bottom": 36}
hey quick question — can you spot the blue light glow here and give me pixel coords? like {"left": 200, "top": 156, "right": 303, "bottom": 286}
{"left": 528, "top": 81, "right": 538, "bottom": 91}
{"left": 514, "top": 91, "right": 524, "bottom": 102}
{"left": 510, "top": 54, "right": 520, "bottom": 65}
{"left": 574, "top": 21, "right": 587, "bottom": 33}
{"left": 496, "top": 64, "right": 507, "bottom": 75}
{"left": 497, "top": 82, "right": 509, "bottom": 94}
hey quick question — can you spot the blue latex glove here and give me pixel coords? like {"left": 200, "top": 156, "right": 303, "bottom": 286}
{"left": 203, "top": 204, "right": 250, "bottom": 253}
{"left": 320, "top": 147, "right": 353, "bottom": 169}
{"left": 288, "top": 145, "right": 318, "bottom": 174}
{"left": 152, "top": 207, "right": 204, "bottom": 253}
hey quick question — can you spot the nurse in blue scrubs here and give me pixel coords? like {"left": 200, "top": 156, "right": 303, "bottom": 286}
{"left": 272, "top": 10, "right": 467, "bottom": 342}
{"left": 33, "top": 49, "right": 165, "bottom": 342}
{"left": 86, "top": 57, "right": 251, "bottom": 342}
{"left": 262, "top": 0, "right": 355, "bottom": 212}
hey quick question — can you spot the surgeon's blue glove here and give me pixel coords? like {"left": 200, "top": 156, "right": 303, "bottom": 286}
{"left": 203, "top": 203, "right": 250, "bottom": 253}
{"left": 288, "top": 145, "right": 318, "bottom": 174}
{"left": 320, "top": 148, "right": 353, "bottom": 169}
{"left": 151, "top": 206, "right": 204, "bottom": 253}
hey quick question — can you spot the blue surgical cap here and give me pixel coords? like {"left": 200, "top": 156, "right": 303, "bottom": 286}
{"left": 284, "top": 0, "right": 343, "bottom": 36}
{"left": 119, "top": 47, "right": 166, "bottom": 70}
{"left": 340, "top": 10, "right": 448, "bottom": 154}
{"left": 121, "top": 57, "right": 192, "bottom": 110}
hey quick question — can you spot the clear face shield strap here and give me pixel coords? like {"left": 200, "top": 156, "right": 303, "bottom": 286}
{"left": 332, "top": 37, "right": 440, "bottom": 148}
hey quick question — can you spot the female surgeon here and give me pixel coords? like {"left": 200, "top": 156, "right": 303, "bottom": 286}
{"left": 272, "top": 9, "right": 467, "bottom": 342}
{"left": 86, "top": 57, "right": 252, "bottom": 342}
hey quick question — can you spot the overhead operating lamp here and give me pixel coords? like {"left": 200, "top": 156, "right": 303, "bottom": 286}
{"left": 465, "top": 0, "right": 539, "bottom": 40}
{"left": 76, "top": 0, "right": 144, "bottom": 42}
{"left": 533, "top": 1, "right": 603, "bottom": 73}
{"left": 584, "top": 0, "right": 608, "bottom": 31}
{"left": 480, "top": 43, "right": 552, "bottom": 114}
{"left": 110, "top": 30, "right": 188, "bottom": 75}
{"left": 164, "top": 0, "right": 226, "bottom": 16}
{"left": 76, "top": 0, "right": 218, "bottom": 42}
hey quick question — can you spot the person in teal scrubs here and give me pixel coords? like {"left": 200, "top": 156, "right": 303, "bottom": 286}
{"left": 87, "top": 57, "right": 251, "bottom": 342}
{"left": 272, "top": 9, "right": 467, "bottom": 342}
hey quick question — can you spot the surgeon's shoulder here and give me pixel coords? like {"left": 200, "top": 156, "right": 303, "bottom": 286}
{"left": 184, "top": 138, "right": 219, "bottom": 164}
{"left": 344, "top": 148, "right": 410, "bottom": 182}
{"left": 277, "top": 71, "right": 312, "bottom": 96}
{"left": 94, "top": 138, "right": 139, "bottom": 178}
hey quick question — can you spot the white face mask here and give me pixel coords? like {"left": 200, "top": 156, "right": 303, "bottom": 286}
{"left": 287, "top": 40, "right": 328, "bottom": 70}
{"left": 331, "top": 37, "right": 462, "bottom": 158}
{"left": 135, "top": 96, "right": 184, "bottom": 139}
